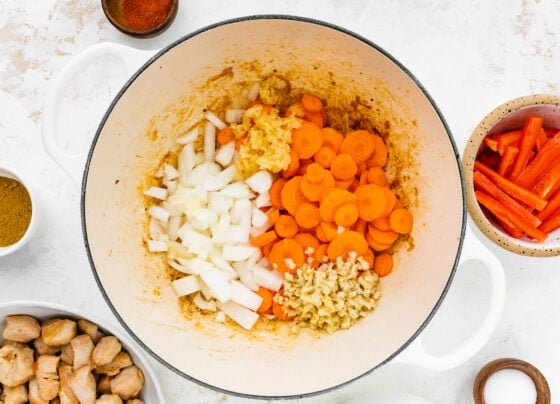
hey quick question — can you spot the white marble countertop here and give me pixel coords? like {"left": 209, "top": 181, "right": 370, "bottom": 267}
{"left": 2, "top": 1, "right": 560, "bottom": 403}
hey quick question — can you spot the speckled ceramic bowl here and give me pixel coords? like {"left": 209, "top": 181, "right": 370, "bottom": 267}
{"left": 463, "top": 94, "right": 560, "bottom": 257}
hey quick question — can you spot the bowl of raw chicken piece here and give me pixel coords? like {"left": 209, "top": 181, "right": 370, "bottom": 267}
{"left": 0, "top": 300, "right": 164, "bottom": 403}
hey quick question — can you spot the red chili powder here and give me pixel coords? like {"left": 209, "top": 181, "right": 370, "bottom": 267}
{"left": 123, "top": 0, "right": 172, "bottom": 31}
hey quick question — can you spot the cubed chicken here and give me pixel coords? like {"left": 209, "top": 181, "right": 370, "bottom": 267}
{"left": 96, "top": 352, "right": 132, "bottom": 376}
{"left": 97, "top": 375, "right": 112, "bottom": 395}
{"left": 60, "top": 343, "right": 74, "bottom": 366}
{"left": 71, "top": 334, "right": 94, "bottom": 370}
{"left": 92, "top": 336, "right": 121, "bottom": 368}
{"left": 2, "top": 384, "right": 28, "bottom": 404}
{"left": 110, "top": 366, "right": 144, "bottom": 400}
{"left": 33, "top": 337, "right": 60, "bottom": 356}
{"left": 57, "top": 364, "right": 79, "bottom": 404}
{"left": 35, "top": 355, "right": 60, "bottom": 401}
{"left": 0, "top": 344, "right": 34, "bottom": 387}
{"left": 41, "top": 319, "right": 77, "bottom": 346}
{"left": 67, "top": 366, "right": 96, "bottom": 404}
{"left": 95, "top": 394, "right": 123, "bottom": 404}
{"left": 2, "top": 315, "right": 41, "bottom": 343}
{"left": 27, "top": 378, "right": 48, "bottom": 404}
{"left": 77, "top": 319, "right": 104, "bottom": 344}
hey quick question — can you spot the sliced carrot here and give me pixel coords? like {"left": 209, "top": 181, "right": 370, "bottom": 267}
{"left": 538, "top": 208, "right": 560, "bottom": 234}
{"left": 292, "top": 121, "right": 323, "bottom": 159}
{"left": 216, "top": 127, "right": 234, "bottom": 145}
{"left": 365, "top": 230, "right": 393, "bottom": 251}
{"left": 269, "top": 178, "right": 287, "bottom": 209}
{"left": 256, "top": 287, "right": 274, "bottom": 314}
{"left": 266, "top": 206, "right": 280, "bottom": 223}
{"left": 531, "top": 158, "right": 560, "bottom": 199}
{"left": 294, "top": 232, "right": 321, "bottom": 253}
{"left": 366, "top": 166, "right": 388, "bottom": 186}
{"left": 353, "top": 184, "right": 389, "bottom": 221}
{"left": 334, "top": 178, "right": 354, "bottom": 190}
{"left": 296, "top": 158, "right": 314, "bottom": 176}
{"left": 367, "top": 225, "right": 400, "bottom": 246}
{"left": 537, "top": 189, "right": 560, "bottom": 222}
{"left": 330, "top": 153, "right": 358, "bottom": 180}
{"left": 268, "top": 238, "right": 305, "bottom": 273}
{"left": 495, "top": 130, "right": 521, "bottom": 155}
{"left": 475, "top": 190, "right": 547, "bottom": 242}
{"left": 281, "top": 148, "right": 300, "bottom": 179}
{"left": 280, "top": 176, "right": 308, "bottom": 216}
{"left": 333, "top": 203, "right": 359, "bottom": 228}
{"left": 373, "top": 252, "right": 394, "bottom": 277}
{"left": 352, "top": 218, "right": 368, "bottom": 234}
{"left": 319, "top": 188, "right": 357, "bottom": 222}
{"left": 497, "top": 145, "right": 518, "bottom": 177}
{"left": 319, "top": 221, "right": 339, "bottom": 242}
{"left": 274, "top": 215, "right": 299, "bottom": 238}
{"left": 339, "top": 130, "right": 375, "bottom": 164}
{"left": 515, "top": 131, "right": 560, "bottom": 188}
{"left": 295, "top": 203, "right": 322, "bottom": 229}
{"left": 327, "top": 230, "right": 369, "bottom": 261}
{"left": 389, "top": 208, "right": 413, "bottom": 234}
{"left": 361, "top": 248, "right": 375, "bottom": 268}
{"left": 475, "top": 161, "right": 547, "bottom": 211}
{"left": 235, "top": 134, "right": 246, "bottom": 151}
{"left": 250, "top": 230, "right": 278, "bottom": 247}
{"left": 314, "top": 243, "right": 329, "bottom": 264}
{"left": 305, "top": 162, "right": 326, "bottom": 183}
{"left": 473, "top": 170, "right": 542, "bottom": 228}
{"left": 301, "top": 93, "right": 323, "bottom": 113}
{"left": 272, "top": 292, "right": 295, "bottom": 320}
{"left": 304, "top": 110, "right": 325, "bottom": 129}
{"left": 300, "top": 170, "right": 335, "bottom": 202}
{"left": 509, "top": 115, "right": 543, "bottom": 179}
{"left": 321, "top": 127, "right": 344, "bottom": 153}
{"left": 372, "top": 217, "right": 392, "bottom": 232}
{"left": 313, "top": 146, "right": 336, "bottom": 168}
{"left": 366, "top": 135, "right": 388, "bottom": 167}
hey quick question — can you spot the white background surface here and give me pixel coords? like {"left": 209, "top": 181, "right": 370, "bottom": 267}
{"left": 1, "top": 0, "right": 560, "bottom": 403}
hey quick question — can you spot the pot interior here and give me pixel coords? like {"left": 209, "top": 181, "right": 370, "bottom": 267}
{"left": 83, "top": 17, "right": 464, "bottom": 398}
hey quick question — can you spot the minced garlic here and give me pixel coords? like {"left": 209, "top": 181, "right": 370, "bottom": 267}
{"left": 276, "top": 252, "right": 382, "bottom": 334}
{"left": 232, "top": 104, "right": 301, "bottom": 178}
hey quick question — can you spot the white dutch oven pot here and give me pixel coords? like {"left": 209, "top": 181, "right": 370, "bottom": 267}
{"left": 43, "top": 16, "right": 505, "bottom": 399}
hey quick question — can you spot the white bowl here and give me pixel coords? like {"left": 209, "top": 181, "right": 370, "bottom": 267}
{"left": 0, "top": 165, "right": 38, "bottom": 257}
{"left": 463, "top": 94, "right": 560, "bottom": 256}
{"left": 0, "top": 300, "right": 165, "bottom": 403}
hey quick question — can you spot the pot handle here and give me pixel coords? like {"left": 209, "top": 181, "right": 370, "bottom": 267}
{"left": 392, "top": 224, "right": 505, "bottom": 370}
{"left": 41, "top": 42, "right": 156, "bottom": 186}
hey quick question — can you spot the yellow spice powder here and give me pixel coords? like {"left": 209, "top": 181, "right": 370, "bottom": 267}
{"left": 0, "top": 176, "right": 32, "bottom": 246}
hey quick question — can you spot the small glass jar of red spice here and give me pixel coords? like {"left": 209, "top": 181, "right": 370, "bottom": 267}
{"left": 102, "top": 0, "right": 179, "bottom": 38}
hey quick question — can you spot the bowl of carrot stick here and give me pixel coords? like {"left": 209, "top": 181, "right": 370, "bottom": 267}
{"left": 463, "top": 94, "right": 560, "bottom": 256}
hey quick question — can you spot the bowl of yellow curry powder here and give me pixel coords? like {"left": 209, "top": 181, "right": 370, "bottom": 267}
{"left": 0, "top": 165, "right": 37, "bottom": 257}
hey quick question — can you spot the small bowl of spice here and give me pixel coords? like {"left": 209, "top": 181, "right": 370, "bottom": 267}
{"left": 0, "top": 165, "right": 37, "bottom": 257}
{"left": 101, "top": 0, "right": 179, "bottom": 38}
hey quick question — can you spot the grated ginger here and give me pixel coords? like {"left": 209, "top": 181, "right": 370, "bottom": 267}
{"left": 275, "top": 252, "right": 382, "bottom": 334}
{"left": 232, "top": 104, "right": 301, "bottom": 178}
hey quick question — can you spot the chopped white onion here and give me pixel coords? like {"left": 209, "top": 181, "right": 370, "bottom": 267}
{"left": 252, "top": 265, "right": 283, "bottom": 291}
{"left": 204, "top": 121, "right": 216, "bottom": 162}
{"left": 193, "top": 293, "right": 217, "bottom": 311}
{"left": 178, "top": 143, "right": 196, "bottom": 183}
{"left": 148, "top": 205, "right": 170, "bottom": 222}
{"left": 144, "top": 186, "right": 168, "bottom": 200}
{"left": 199, "top": 269, "right": 231, "bottom": 303}
{"left": 229, "top": 280, "right": 263, "bottom": 311}
{"left": 215, "top": 311, "right": 226, "bottom": 323}
{"left": 219, "top": 182, "right": 252, "bottom": 199}
{"left": 251, "top": 207, "right": 269, "bottom": 229}
{"left": 245, "top": 170, "right": 273, "bottom": 194}
{"left": 254, "top": 191, "right": 272, "bottom": 208}
{"left": 214, "top": 140, "right": 236, "bottom": 167}
{"left": 222, "top": 245, "right": 259, "bottom": 261}
{"left": 205, "top": 111, "right": 227, "bottom": 130}
{"left": 218, "top": 301, "right": 259, "bottom": 330}
{"left": 172, "top": 275, "right": 201, "bottom": 297}
{"left": 176, "top": 128, "right": 200, "bottom": 145}
{"left": 225, "top": 109, "right": 246, "bottom": 123}
{"left": 247, "top": 83, "right": 260, "bottom": 102}
{"left": 175, "top": 257, "right": 215, "bottom": 275}
{"left": 148, "top": 239, "right": 168, "bottom": 252}
{"left": 163, "top": 163, "right": 180, "bottom": 182}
